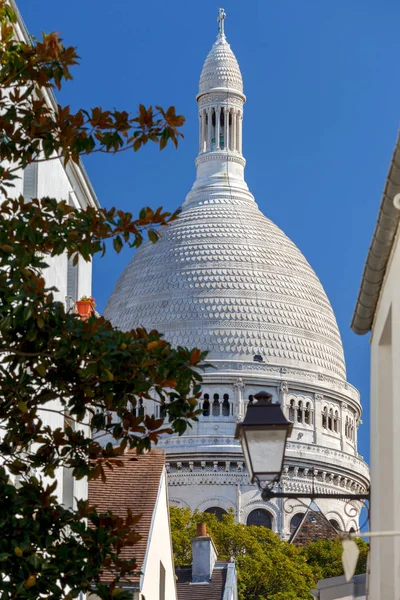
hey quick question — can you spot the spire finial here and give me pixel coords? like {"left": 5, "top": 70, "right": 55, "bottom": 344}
{"left": 217, "top": 7, "right": 226, "bottom": 39}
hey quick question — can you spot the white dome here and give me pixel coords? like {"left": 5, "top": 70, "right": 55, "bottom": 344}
{"left": 198, "top": 35, "right": 243, "bottom": 96}
{"left": 104, "top": 195, "right": 346, "bottom": 380}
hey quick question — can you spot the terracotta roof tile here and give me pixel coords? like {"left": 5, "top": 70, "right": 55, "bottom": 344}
{"left": 289, "top": 502, "right": 338, "bottom": 546}
{"left": 176, "top": 565, "right": 227, "bottom": 600}
{"left": 88, "top": 449, "right": 165, "bottom": 582}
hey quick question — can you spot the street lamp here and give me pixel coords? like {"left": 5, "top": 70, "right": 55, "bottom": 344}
{"left": 235, "top": 391, "right": 369, "bottom": 503}
{"left": 235, "top": 391, "right": 293, "bottom": 490}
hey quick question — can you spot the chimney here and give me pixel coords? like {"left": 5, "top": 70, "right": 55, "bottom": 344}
{"left": 192, "top": 523, "right": 218, "bottom": 583}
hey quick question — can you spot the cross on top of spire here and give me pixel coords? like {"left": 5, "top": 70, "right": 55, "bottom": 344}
{"left": 217, "top": 7, "right": 226, "bottom": 39}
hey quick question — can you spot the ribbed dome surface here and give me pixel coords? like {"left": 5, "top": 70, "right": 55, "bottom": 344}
{"left": 104, "top": 197, "right": 346, "bottom": 380}
{"left": 199, "top": 36, "right": 243, "bottom": 95}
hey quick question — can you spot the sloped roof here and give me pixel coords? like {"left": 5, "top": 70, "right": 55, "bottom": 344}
{"left": 352, "top": 132, "right": 400, "bottom": 335}
{"left": 176, "top": 564, "right": 227, "bottom": 600}
{"left": 289, "top": 501, "right": 339, "bottom": 546}
{"left": 88, "top": 449, "right": 166, "bottom": 582}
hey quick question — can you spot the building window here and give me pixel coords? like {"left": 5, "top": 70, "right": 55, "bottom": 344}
{"left": 328, "top": 408, "right": 333, "bottom": 431}
{"left": 329, "top": 519, "right": 341, "bottom": 531}
{"left": 222, "top": 393, "right": 230, "bottom": 416}
{"left": 304, "top": 402, "right": 311, "bottom": 425}
{"left": 212, "top": 393, "right": 220, "bottom": 417}
{"left": 289, "top": 399, "right": 295, "bottom": 421}
{"left": 246, "top": 509, "right": 272, "bottom": 529}
{"left": 159, "top": 561, "right": 166, "bottom": 600}
{"left": 322, "top": 407, "right": 327, "bottom": 429}
{"left": 204, "top": 506, "right": 227, "bottom": 521}
{"left": 297, "top": 400, "right": 303, "bottom": 423}
{"left": 202, "top": 394, "right": 210, "bottom": 417}
{"left": 334, "top": 410, "right": 339, "bottom": 432}
{"left": 290, "top": 513, "right": 305, "bottom": 535}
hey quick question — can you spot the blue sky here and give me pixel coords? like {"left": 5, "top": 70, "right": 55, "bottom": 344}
{"left": 19, "top": 0, "right": 400, "bottom": 463}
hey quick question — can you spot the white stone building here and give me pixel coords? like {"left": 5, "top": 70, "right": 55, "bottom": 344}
{"left": 352, "top": 132, "right": 400, "bottom": 599}
{"left": 105, "top": 10, "right": 369, "bottom": 538}
{"left": 7, "top": 1, "right": 100, "bottom": 509}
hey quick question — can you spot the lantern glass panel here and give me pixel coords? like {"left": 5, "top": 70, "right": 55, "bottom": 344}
{"left": 244, "top": 428, "right": 286, "bottom": 482}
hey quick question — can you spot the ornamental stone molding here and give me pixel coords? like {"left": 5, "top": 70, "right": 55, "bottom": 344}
{"left": 103, "top": 11, "right": 369, "bottom": 537}
{"left": 196, "top": 496, "right": 237, "bottom": 515}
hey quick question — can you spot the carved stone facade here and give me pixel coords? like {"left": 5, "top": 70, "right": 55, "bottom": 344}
{"left": 104, "top": 13, "right": 369, "bottom": 538}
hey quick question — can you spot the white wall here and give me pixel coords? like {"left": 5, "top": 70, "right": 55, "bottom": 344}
{"left": 140, "top": 469, "right": 177, "bottom": 600}
{"left": 369, "top": 225, "right": 400, "bottom": 599}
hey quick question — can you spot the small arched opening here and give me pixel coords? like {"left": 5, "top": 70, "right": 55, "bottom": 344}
{"left": 212, "top": 393, "right": 220, "bottom": 417}
{"left": 322, "top": 407, "right": 328, "bottom": 429}
{"left": 290, "top": 513, "right": 305, "bottom": 535}
{"left": 204, "top": 506, "right": 227, "bottom": 521}
{"left": 246, "top": 509, "right": 272, "bottom": 530}
{"left": 202, "top": 394, "right": 210, "bottom": 417}
{"left": 297, "top": 401, "right": 303, "bottom": 423}
{"left": 329, "top": 519, "right": 341, "bottom": 532}
{"left": 289, "top": 399, "right": 295, "bottom": 421}
{"left": 222, "top": 393, "right": 230, "bottom": 416}
{"left": 328, "top": 408, "right": 333, "bottom": 431}
{"left": 304, "top": 402, "right": 311, "bottom": 425}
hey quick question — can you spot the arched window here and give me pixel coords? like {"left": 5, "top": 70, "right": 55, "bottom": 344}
{"left": 212, "top": 393, "right": 220, "bottom": 417}
{"left": 204, "top": 506, "right": 227, "bottom": 521}
{"left": 328, "top": 408, "right": 333, "bottom": 431}
{"left": 290, "top": 513, "right": 305, "bottom": 535}
{"left": 246, "top": 509, "right": 272, "bottom": 529}
{"left": 334, "top": 410, "right": 339, "bottom": 433}
{"left": 322, "top": 407, "right": 327, "bottom": 429}
{"left": 222, "top": 393, "right": 230, "bottom": 416}
{"left": 329, "top": 519, "right": 340, "bottom": 532}
{"left": 345, "top": 416, "right": 349, "bottom": 438}
{"left": 289, "top": 399, "right": 295, "bottom": 421}
{"left": 297, "top": 401, "right": 303, "bottom": 423}
{"left": 202, "top": 394, "right": 210, "bottom": 417}
{"left": 304, "top": 402, "right": 311, "bottom": 425}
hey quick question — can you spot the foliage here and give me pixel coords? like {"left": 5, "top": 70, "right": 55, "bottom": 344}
{"left": 302, "top": 537, "right": 368, "bottom": 581}
{"left": 0, "top": 2, "right": 206, "bottom": 598}
{"left": 170, "top": 507, "right": 369, "bottom": 600}
{"left": 170, "top": 508, "right": 315, "bottom": 600}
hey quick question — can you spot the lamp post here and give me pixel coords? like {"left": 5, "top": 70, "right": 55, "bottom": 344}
{"left": 235, "top": 391, "right": 369, "bottom": 503}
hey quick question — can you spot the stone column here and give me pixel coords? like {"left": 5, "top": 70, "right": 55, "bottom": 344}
{"left": 280, "top": 381, "right": 288, "bottom": 417}
{"left": 231, "top": 108, "right": 237, "bottom": 151}
{"left": 201, "top": 109, "right": 206, "bottom": 153}
{"left": 314, "top": 394, "right": 323, "bottom": 445}
{"left": 225, "top": 107, "right": 230, "bottom": 150}
{"left": 207, "top": 107, "right": 212, "bottom": 151}
{"left": 340, "top": 402, "right": 346, "bottom": 451}
{"left": 236, "top": 484, "right": 241, "bottom": 523}
{"left": 199, "top": 111, "right": 203, "bottom": 153}
{"left": 234, "top": 378, "right": 245, "bottom": 421}
{"left": 238, "top": 111, "right": 243, "bottom": 154}
{"left": 215, "top": 107, "right": 221, "bottom": 150}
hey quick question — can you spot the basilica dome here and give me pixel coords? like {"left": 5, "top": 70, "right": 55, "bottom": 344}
{"left": 104, "top": 11, "right": 346, "bottom": 382}
{"left": 104, "top": 9, "right": 367, "bottom": 540}
{"left": 104, "top": 193, "right": 346, "bottom": 381}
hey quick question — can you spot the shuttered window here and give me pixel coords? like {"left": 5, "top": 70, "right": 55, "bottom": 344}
{"left": 67, "top": 193, "right": 79, "bottom": 308}
{"left": 23, "top": 162, "right": 38, "bottom": 201}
